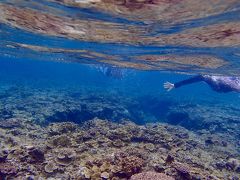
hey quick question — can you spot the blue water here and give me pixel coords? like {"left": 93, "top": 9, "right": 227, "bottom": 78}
{"left": 1, "top": 56, "right": 239, "bottom": 124}
{"left": 0, "top": 1, "right": 240, "bottom": 179}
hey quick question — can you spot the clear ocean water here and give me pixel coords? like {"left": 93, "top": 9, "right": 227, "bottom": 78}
{"left": 0, "top": 0, "right": 240, "bottom": 179}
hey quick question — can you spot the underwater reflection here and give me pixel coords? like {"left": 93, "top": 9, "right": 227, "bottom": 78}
{"left": 0, "top": 0, "right": 240, "bottom": 74}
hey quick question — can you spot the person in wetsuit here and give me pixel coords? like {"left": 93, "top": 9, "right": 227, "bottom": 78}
{"left": 164, "top": 75, "right": 240, "bottom": 93}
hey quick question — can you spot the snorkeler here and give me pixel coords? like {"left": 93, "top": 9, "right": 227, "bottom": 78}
{"left": 98, "top": 64, "right": 124, "bottom": 79}
{"left": 164, "top": 75, "right": 240, "bottom": 93}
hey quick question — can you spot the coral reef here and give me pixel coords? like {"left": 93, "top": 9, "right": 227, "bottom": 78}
{"left": 130, "top": 171, "right": 175, "bottom": 180}
{"left": 0, "top": 150, "right": 8, "bottom": 162}
{"left": 44, "top": 161, "right": 57, "bottom": 174}
{"left": 0, "top": 162, "right": 18, "bottom": 177}
{"left": 0, "top": 117, "right": 239, "bottom": 179}
{"left": 114, "top": 152, "right": 145, "bottom": 177}
{"left": 27, "top": 146, "right": 45, "bottom": 163}
{"left": 0, "top": 86, "right": 239, "bottom": 179}
{"left": 55, "top": 148, "right": 76, "bottom": 166}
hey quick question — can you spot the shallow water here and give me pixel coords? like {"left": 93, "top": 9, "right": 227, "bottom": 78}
{"left": 0, "top": 1, "right": 240, "bottom": 179}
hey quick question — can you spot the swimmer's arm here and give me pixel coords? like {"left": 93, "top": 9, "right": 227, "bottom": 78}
{"left": 164, "top": 75, "right": 203, "bottom": 91}
{"left": 174, "top": 75, "right": 203, "bottom": 88}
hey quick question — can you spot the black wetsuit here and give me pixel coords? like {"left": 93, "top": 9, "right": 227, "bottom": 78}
{"left": 174, "top": 75, "right": 240, "bottom": 93}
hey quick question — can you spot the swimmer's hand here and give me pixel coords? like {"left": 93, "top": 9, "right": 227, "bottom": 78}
{"left": 163, "top": 82, "right": 175, "bottom": 91}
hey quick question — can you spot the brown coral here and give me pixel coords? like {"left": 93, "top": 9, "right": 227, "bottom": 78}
{"left": 112, "top": 139, "right": 125, "bottom": 147}
{"left": 0, "top": 150, "right": 8, "bottom": 162}
{"left": 44, "top": 161, "right": 57, "bottom": 174}
{"left": 47, "top": 122, "right": 78, "bottom": 136}
{"left": 55, "top": 148, "right": 76, "bottom": 166}
{"left": 28, "top": 147, "right": 45, "bottom": 163}
{"left": 173, "top": 162, "right": 191, "bottom": 178}
{"left": 0, "top": 118, "right": 23, "bottom": 129}
{"left": 0, "top": 162, "right": 18, "bottom": 176}
{"left": 114, "top": 152, "right": 144, "bottom": 177}
{"left": 130, "top": 171, "right": 175, "bottom": 180}
{"left": 144, "top": 143, "right": 155, "bottom": 152}
{"left": 48, "top": 135, "right": 72, "bottom": 147}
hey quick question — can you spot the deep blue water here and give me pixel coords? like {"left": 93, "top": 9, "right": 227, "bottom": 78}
{"left": 1, "top": 56, "right": 239, "bottom": 127}
{"left": 1, "top": 56, "right": 239, "bottom": 101}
